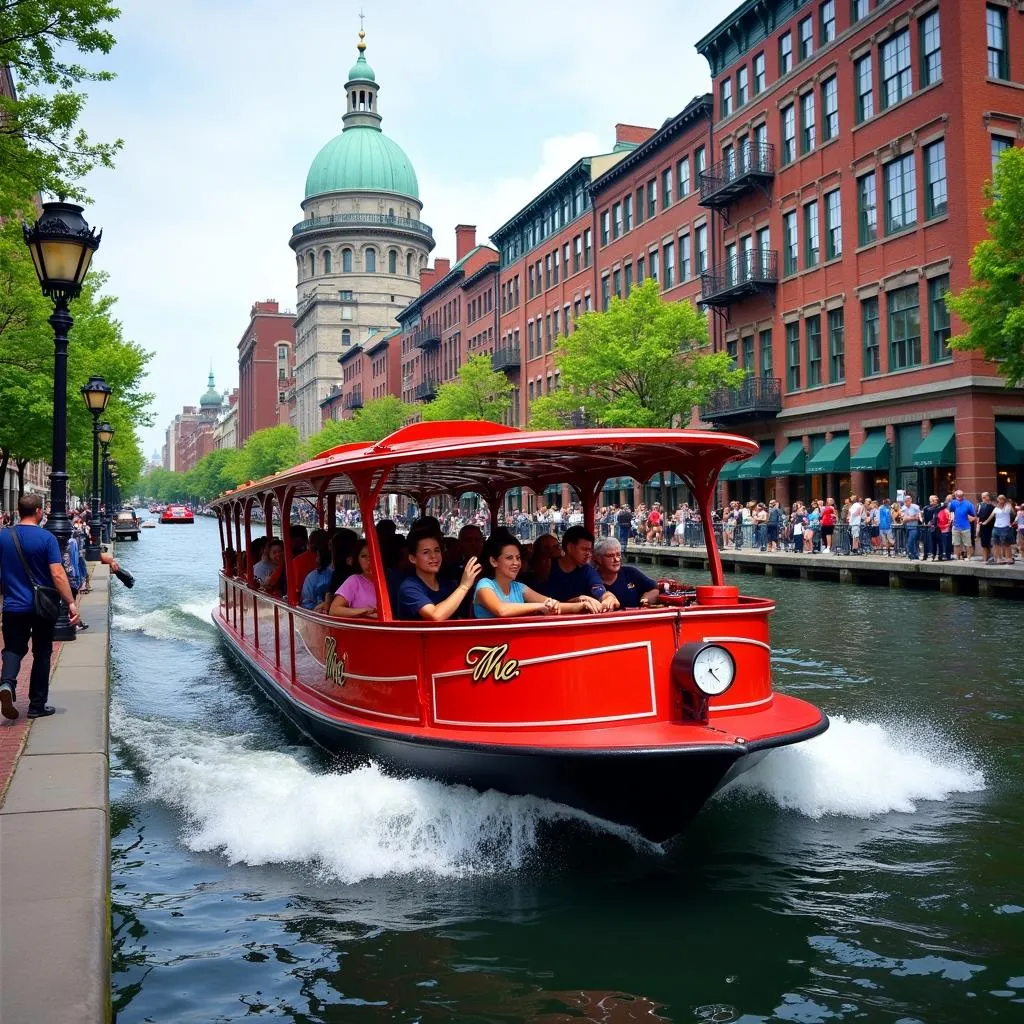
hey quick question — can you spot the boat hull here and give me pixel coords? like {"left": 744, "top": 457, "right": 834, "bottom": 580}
{"left": 215, "top": 615, "right": 822, "bottom": 841}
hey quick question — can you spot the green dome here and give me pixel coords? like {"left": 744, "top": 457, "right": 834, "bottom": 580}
{"left": 348, "top": 53, "right": 375, "bottom": 82}
{"left": 200, "top": 371, "right": 222, "bottom": 408}
{"left": 304, "top": 126, "right": 419, "bottom": 200}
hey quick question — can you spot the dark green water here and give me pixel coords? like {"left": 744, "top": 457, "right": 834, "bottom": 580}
{"left": 109, "top": 518, "right": 1023, "bottom": 1023}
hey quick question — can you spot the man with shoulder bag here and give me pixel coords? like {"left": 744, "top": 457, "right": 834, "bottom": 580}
{"left": 0, "top": 494, "right": 80, "bottom": 720}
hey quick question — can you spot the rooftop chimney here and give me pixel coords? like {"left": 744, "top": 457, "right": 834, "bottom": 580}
{"left": 419, "top": 267, "right": 438, "bottom": 293}
{"left": 615, "top": 123, "right": 656, "bottom": 146}
{"left": 435, "top": 258, "right": 451, "bottom": 279}
{"left": 455, "top": 224, "right": 477, "bottom": 261}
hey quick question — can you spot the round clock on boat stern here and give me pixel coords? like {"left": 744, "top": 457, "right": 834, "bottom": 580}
{"left": 671, "top": 641, "right": 737, "bottom": 697}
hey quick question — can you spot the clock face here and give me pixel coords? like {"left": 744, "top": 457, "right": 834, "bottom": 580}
{"left": 692, "top": 645, "right": 735, "bottom": 696}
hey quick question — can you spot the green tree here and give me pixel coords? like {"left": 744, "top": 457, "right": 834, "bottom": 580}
{"left": 0, "top": 0, "right": 122, "bottom": 216}
{"left": 421, "top": 353, "right": 514, "bottom": 422}
{"left": 304, "top": 396, "right": 414, "bottom": 459}
{"left": 947, "top": 147, "right": 1024, "bottom": 385}
{"left": 237, "top": 424, "right": 301, "bottom": 482}
{"left": 529, "top": 279, "right": 745, "bottom": 428}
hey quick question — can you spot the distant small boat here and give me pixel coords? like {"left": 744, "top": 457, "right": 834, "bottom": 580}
{"left": 141, "top": 520, "right": 157, "bottom": 529}
{"left": 160, "top": 504, "right": 194, "bottom": 525}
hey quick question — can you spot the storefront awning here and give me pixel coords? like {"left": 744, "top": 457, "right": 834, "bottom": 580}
{"left": 850, "top": 432, "right": 891, "bottom": 471}
{"left": 718, "top": 460, "right": 741, "bottom": 481}
{"left": 737, "top": 446, "right": 777, "bottom": 479}
{"left": 771, "top": 439, "right": 806, "bottom": 476}
{"left": 805, "top": 436, "right": 850, "bottom": 475}
{"left": 911, "top": 421, "right": 956, "bottom": 468}
{"left": 995, "top": 420, "right": 1024, "bottom": 464}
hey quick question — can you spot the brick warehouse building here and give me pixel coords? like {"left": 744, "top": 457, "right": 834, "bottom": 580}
{"left": 696, "top": 0, "right": 1024, "bottom": 506}
{"left": 237, "top": 300, "right": 295, "bottom": 446}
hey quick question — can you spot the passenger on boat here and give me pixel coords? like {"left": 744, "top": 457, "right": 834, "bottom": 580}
{"left": 299, "top": 532, "right": 333, "bottom": 610}
{"left": 253, "top": 537, "right": 285, "bottom": 595}
{"left": 328, "top": 539, "right": 378, "bottom": 618}
{"left": 398, "top": 527, "right": 481, "bottom": 621}
{"left": 474, "top": 536, "right": 586, "bottom": 618}
{"left": 444, "top": 524, "right": 484, "bottom": 579}
{"left": 591, "top": 538, "right": 659, "bottom": 608}
{"left": 520, "top": 533, "right": 560, "bottom": 590}
{"left": 541, "top": 526, "right": 619, "bottom": 613}
{"left": 288, "top": 525, "right": 316, "bottom": 589}
{"left": 327, "top": 528, "right": 359, "bottom": 594}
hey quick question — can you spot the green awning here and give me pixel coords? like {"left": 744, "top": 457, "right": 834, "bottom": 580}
{"left": 850, "top": 432, "right": 891, "bottom": 471}
{"left": 771, "top": 439, "right": 806, "bottom": 476}
{"left": 805, "top": 436, "right": 850, "bottom": 475}
{"left": 911, "top": 421, "right": 956, "bottom": 468}
{"left": 718, "top": 460, "right": 741, "bottom": 481}
{"left": 996, "top": 420, "right": 1024, "bottom": 464}
{"left": 737, "top": 445, "right": 777, "bottom": 479}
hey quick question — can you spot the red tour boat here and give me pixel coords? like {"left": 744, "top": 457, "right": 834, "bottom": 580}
{"left": 161, "top": 504, "right": 195, "bottom": 524}
{"left": 209, "top": 422, "right": 827, "bottom": 841}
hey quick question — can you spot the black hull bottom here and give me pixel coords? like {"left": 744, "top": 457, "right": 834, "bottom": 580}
{"left": 219, "top": 629, "right": 765, "bottom": 843}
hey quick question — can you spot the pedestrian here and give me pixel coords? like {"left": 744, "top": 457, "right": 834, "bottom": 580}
{"left": 977, "top": 491, "right": 996, "bottom": 564}
{"left": 902, "top": 493, "right": 922, "bottom": 559}
{"left": 0, "top": 494, "right": 80, "bottom": 720}
{"left": 946, "top": 490, "right": 977, "bottom": 560}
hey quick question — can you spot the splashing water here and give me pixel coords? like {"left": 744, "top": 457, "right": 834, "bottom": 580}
{"left": 113, "top": 598, "right": 218, "bottom": 643}
{"left": 721, "top": 714, "right": 986, "bottom": 818}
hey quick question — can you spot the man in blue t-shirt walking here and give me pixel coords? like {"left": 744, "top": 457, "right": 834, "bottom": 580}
{"left": 0, "top": 494, "right": 80, "bottom": 719}
{"left": 946, "top": 489, "right": 977, "bottom": 560}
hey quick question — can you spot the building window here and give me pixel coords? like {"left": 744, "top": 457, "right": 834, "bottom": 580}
{"left": 855, "top": 54, "right": 874, "bottom": 123}
{"left": 783, "top": 210, "right": 798, "bottom": 276}
{"left": 573, "top": 235, "right": 582, "bottom": 272}
{"left": 279, "top": 391, "right": 286, "bottom": 404}
{"left": 584, "top": 228, "right": 592, "bottom": 266}
{"left": 929, "top": 274, "right": 952, "bottom": 362}
{"left": 737, "top": 66, "right": 749, "bottom": 106}
{"left": 323, "top": 250, "right": 332, "bottom": 274}
{"left": 725, "top": 242, "right": 738, "bottom": 285}
{"left": 406, "top": 253, "right": 413, "bottom": 276}
{"left": 888, "top": 285, "right": 921, "bottom": 370}
{"left": 862, "top": 297, "right": 881, "bottom": 376}
{"left": 852, "top": 0, "right": 869, "bottom": 22}
{"left": 662, "top": 168, "right": 673, "bottom": 209}
{"left": 822, "top": 76, "right": 838, "bottom": 141}
{"left": 552, "top": 250, "right": 560, "bottom": 285}
{"left": 696, "top": 225, "right": 708, "bottom": 274}
{"left": 647, "top": 180, "right": 657, "bottom": 219}
{"left": 678, "top": 157, "right": 691, "bottom": 198}
{"left": 278, "top": 344, "right": 288, "bottom": 360}
{"left": 527, "top": 265, "right": 535, "bottom": 299}
{"left": 884, "top": 154, "right": 917, "bottom": 234}
{"left": 695, "top": 146, "right": 706, "bottom": 178}
{"left": 624, "top": 194, "right": 633, "bottom": 232}
{"left": 756, "top": 226, "right": 771, "bottom": 262}
{"left": 920, "top": 10, "right": 942, "bottom": 86}
{"left": 680, "top": 234, "right": 692, "bottom": 281}
{"left": 341, "top": 305, "right": 353, "bottom": 320}
{"left": 992, "top": 134, "right": 1014, "bottom": 173}
{"left": 650, "top": 249, "right": 660, "bottom": 283}
{"left": 601, "top": 210, "right": 610, "bottom": 246}
{"left": 727, "top": 338, "right": 738, "bottom": 368}
{"left": 988, "top": 5, "right": 1009, "bottom": 80}
{"left": 828, "top": 308, "right": 845, "bottom": 382}
{"left": 635, "top": 186, "right": 645, "bottom": 225}
{"left": 612, "top": 202, "right": 622, "bottom": 239}
{"left": 760, "top": 329, "right": 773, "bottom": 378}
{"left": 636, "top": 257, "right": 645, "bottom": 284}
{"left": 858, "top": 172, "right": 878, "bottom": 245}
{"left": 804, "top": 201, "right": 820, "bottom": 268}
{"left": 821, "top": 189, "right": 842, "bottom": 260}
{"left": 800, "top": 91, "right": 816, "bottom": 154}
{"left": 664, "top": 240, "right": 676, "bottom": 288}
{"left": 820, "top": 0, "right": 836, "bottom": 44}
{"left": 342, "top": 328, "right": 351, "bottom": 347}
{"left": 278, "top": 366, "right": 286, "bottom": 380}
{"left": 720, "top": 77, "right": 733, "bottom": 118}
{"left": 544, "top": 254, "right": 552, "bottom": 289}
{"left": 722, "top": 143, "right": 734, "bottom": 180}
{"left": 781, "top": 104, "right": 796, "bottom": 165}
{"left": 388, "top": 249, "right": 397, "bottom": 274}
{"left": 601, "top": 275, "right": 610, "bottom": 311}
{"left": 364, "top": 248, "right": 376, "bottom": 272}
{"left": 754, "top": 52, "right": 767, "bottom": 93}
{"left": 624, "top": 263, "right": 633, "bottom": 294}
{"left": 612, "top": 269, "right": 621, "bottom": 299}
{"left": 799, "top": 16, "right": 813, "bottom": 60}
{"left": 780, "top": 32, "right": 793, "bottom": 74}
{"left": 806, "top": 315, "right": 822, "bottom": 387}
{"left": 527, "top": 320, "right": 535, "bottom": 358}
{"left": 880, "top": 29, "right": 912, "bottom": 109}
{"left": 307, "top": 252, "right": 314, "bottom": 278}
{"left": 742, "top": 335, "right": 755, "bottom": 371}
{"left": 787, "top": 322, "right": 801, "bottom": 391}
{"left": 924, "top": 140, "right": 948, "bottom": 219}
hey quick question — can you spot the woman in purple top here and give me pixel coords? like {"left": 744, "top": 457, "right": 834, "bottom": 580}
{"left": 328, "top": 539, "right": 378, "bottom": 619}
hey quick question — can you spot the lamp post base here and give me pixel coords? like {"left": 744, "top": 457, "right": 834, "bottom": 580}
{"left": 85, "top": 542, "right": 102, "bottom": 561}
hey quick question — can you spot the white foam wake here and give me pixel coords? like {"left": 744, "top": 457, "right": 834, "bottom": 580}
{"left": 113, "top": 598, "right": 218, "bottom": 642}
{"left": 722, "top": 714, "right": 986, "bottom": 817}
{"left": 111, "top": 706, "right": 649, "bottom": 881}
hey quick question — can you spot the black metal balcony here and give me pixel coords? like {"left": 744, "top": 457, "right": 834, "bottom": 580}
{"left": 700, "top": 249, "right": 778, "bottom": 308}
{"left": 491, "top": 344, "right": 521, "bottom": 373}
{"left": 414, "top": 325, "right": 441, "bottom": 351}
{"left": 700, "top": 376, "right": 782, "bottom": 423}
{"left": 414, "top": 379, "right": 438, "bottom": 401}
{"left": 343, "top": 389, "right": 363, "bottom": 411}
{"left": 699, "top": 143, "right": 775, "bottom": 210}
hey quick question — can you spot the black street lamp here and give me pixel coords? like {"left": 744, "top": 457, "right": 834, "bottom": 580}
{"left": 98, "top": 421, "right": 114, "bottom": 544}
{"left": 23, "top": 202, "right": 101, "bottom": 642}
{"left": 81, "top": 375, "right": 112, "bottom": 560}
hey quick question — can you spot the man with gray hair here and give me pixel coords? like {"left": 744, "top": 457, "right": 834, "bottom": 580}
{"left": 592, "top": 537, "right": 660, "bottom": 609}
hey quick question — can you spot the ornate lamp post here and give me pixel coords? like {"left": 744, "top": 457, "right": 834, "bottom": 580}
{"left": 98, "top": 421, "right": 114, "bottom": 543}
{"left": 110, "top": 464, "right": 120, "bottom": 516}
{"left": 22, "top": 202, "right": 101, "bottom": 641}
{"left": 80, "top": 375, "right": 111, "bottom": 560}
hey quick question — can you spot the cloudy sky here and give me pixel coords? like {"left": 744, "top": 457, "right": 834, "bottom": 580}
{"left": 77, "top": 0, "right": 739, "bottom": 457}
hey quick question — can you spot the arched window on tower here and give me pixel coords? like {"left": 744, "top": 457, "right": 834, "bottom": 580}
{"left": 364, "top": 248, "right": 376, "bottom": 272}
{"left": 307, "top": 252, "right": 315, "bottom": 277}
{"left": 406, "top": 252, "right": 413, "bottom": 276}
{"left": 359, "top": 90, "right": 366, "bottom": 111}
{"left": 388, "top": 249, "right": 397, "bottom": 274}
{"left": 342, "top": 248, "right": 353, "bottom": 273}
{"left": 323, "top": 250, "right": 332, "bottom": 274}
{"left": 342, "top": 329, "right": 351, "bottom": 347}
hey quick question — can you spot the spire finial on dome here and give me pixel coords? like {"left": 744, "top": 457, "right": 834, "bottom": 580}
{"left": 357, "top": 9, "right": 366, "bottom": 51}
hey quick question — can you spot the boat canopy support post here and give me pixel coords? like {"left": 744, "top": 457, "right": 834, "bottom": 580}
{"left": 216, "top": 509, "right": 225, "bottom": 557}
{"left": 278, "top": 487, "right": 299, "bottom": 606}
{"left": 689, "top": 460, "right": 724, "bottom": 586}
{"left": 351, "top": 469, "right": 394, "bottom": 621}
{"left": 233, "top": 502, "right": 242, "bottom": 574}
{"left": 573, "top": 475, "right": 605, "bottom": 537}
{"left": 262, "top": 493, "right": 275, "bottom": 539}
{"left": 326, "top": 492, "right": 337, "bottom": 530}
{"left": 243, "top": 497, "right": 255, "bottom": 587}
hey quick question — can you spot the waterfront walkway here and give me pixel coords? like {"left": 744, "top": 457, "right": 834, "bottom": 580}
{"left": 0, "top": 565, "right": 111, "bottom": 1024}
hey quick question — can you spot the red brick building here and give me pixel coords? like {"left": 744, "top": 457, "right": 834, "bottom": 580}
{"left": 696, "top": 0, "right": 1024, "bottom": 505}
{"left": 237, "top": 300, "right": 295, "bottom": 445}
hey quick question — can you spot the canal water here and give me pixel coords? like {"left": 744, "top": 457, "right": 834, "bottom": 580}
{"left": 109, "top": 517, "right": 1022, "bottom": 1023}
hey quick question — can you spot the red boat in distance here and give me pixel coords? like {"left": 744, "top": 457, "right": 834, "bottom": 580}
{"left": 209, "top": 421, "right": 828, "bottom": 841}
{"left": 161, "top": 504, "right": 194, "bottom": 524}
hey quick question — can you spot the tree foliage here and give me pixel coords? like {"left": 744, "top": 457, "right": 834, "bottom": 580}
{"left": 528, "top": 279, "right": 745, "bottom": 429}
{"left": 0, "top": 0, "right": 122, "bottom": 217}
{"left": 421, "top": 353, "right": 514, "bottom": 422}
{"left": 947, "top": 147, "right": 1024, "bottom": 385}
{"left": 303, "top": 395, "right": 413, "bottom": 458}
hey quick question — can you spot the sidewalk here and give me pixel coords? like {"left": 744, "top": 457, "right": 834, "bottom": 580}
{"left": 0, "top": 566, "right": 111, "bottom": 1024}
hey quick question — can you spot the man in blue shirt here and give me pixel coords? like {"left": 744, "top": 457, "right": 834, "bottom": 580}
{"left": 0, "top": 494, "right": 79, "bottom": 719}
{"left": 541, "top": 526, "right": 618, "bottom": 612}
{"left": 901, "top": 494, "right": 922, "bottom": 560}
{"left": 946, "top": 489, "right": 976, "bottom": 560}
{"left": 592, "top": 537, "right": 659, "bottom": 608}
